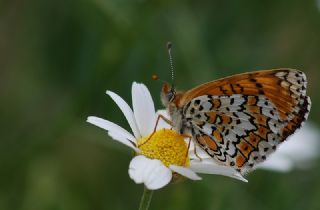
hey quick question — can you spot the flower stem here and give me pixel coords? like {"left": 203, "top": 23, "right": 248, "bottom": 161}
{"left": 138, "top": 187, "right": 154, "bottom": 210}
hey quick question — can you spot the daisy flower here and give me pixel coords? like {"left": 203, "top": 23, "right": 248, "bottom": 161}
{"left": 87, "top": 82, "right": 247, "bottom": 190}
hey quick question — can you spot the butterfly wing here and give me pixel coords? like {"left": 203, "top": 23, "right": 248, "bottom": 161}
{"left": 180, "top": 69, "right": 311, "bottom": 173}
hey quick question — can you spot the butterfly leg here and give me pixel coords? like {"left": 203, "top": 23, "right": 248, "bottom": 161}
{"left": 183, "top": 135, "right": 192, "bottom": 165}
{"left": 153, "top": 114, "right": 174, "bottom": 132}
{"left": 182, "top": 134, "right": 203, "bottom": 164}
{"left": 193, "top": 143, "right": 203, "bottom": 161}
{"left": 139, "top": 114, "right": 173, "bottom": 147}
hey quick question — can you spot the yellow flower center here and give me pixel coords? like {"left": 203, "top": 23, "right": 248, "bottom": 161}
{"left": 137, "top": 129, "right": 190, "bottom": 167}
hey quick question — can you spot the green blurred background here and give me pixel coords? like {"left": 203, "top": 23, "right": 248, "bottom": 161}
{"left": 1, "top": 0, "right": 320, "bottom": 209}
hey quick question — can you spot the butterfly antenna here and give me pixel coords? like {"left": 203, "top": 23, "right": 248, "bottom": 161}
{"left": 151, "top": 74, "right": 166, "bottom": 83}
{"left": 167, "top": 42, "right": 175, "bottom": 89}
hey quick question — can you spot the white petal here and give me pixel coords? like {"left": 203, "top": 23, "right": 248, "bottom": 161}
{"left": 106, "top": 90, "right": 141, "bottom": 139}
{"left": 257, "top": 156, "right": 293, "bottom": 172}
{"left": 156, "top": 109, "right": 170, "bottom": 118}
{"left": 190, "top": 161, "right": 248, "bottom": 182}
{"left": 132, "top": 82, "right": 156, "bottom": 136}
{"left": 128, "top": 156, "right": 172, "bottom": 190}
{"left": 108, "top": 131, "right": 140, "bottom": 152}
{"left": 155, "top": 110, "right": 172, "bottom": 130}
{"left": 87, "top": 116, "right": 137, "bottom": 149}
{"left": 169, "top": 165, "right": 202, "bottom": 180}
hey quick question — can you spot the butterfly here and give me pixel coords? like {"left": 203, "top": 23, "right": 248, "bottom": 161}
{"left": 160, "top": 63, "right": 311, "bottom": 174}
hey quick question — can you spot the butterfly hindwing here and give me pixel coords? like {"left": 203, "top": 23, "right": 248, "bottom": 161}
{"left": 181, "top": 69, "right": 311, "bottom": 173}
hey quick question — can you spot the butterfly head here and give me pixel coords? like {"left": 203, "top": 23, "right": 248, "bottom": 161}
{"left": 161, "top": 81, "right": 184, "bottom": 109}
{"left": 161, "top": 82, "right": 176, "bottom": 106}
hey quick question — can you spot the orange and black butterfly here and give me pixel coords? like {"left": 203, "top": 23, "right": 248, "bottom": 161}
{"left": 160, "top": 43, "right": 311, "bottom": 174}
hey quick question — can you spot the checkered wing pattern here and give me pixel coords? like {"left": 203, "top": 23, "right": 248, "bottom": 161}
{"left": 181, "top": 69, "right": 311, "bottom": 173}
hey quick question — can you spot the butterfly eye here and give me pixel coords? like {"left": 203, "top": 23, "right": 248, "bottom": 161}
{"left": 167, "top": 90, "right": 175, "bottom": 102}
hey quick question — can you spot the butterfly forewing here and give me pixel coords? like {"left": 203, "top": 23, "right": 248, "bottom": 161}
{"left": 179, "top": 69, "right": 311, "bottom": 174}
